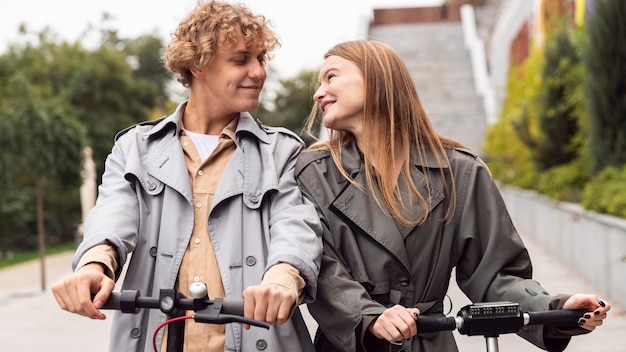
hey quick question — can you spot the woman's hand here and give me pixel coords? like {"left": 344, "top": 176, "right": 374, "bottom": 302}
{"left": 563, "top": 293, "right": 610, "bottom": 331}
{"left": 367, "top": 305, "right": 421, "bottom": 342}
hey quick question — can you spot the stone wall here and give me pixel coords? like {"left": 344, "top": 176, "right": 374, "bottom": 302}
{"left": 500, "top": 185, "right": 626, "bottom": 309}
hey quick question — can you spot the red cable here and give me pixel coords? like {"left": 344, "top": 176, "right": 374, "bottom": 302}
{"left": 152, "top": 315, "right": 193, "bottom": 352}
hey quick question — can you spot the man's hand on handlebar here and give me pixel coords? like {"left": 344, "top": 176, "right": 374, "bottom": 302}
{"left": 51, "top": 263, "right": 116, "bottom": 320}
{"left": 241, "top": 283, "right": 298, "bottom": 329}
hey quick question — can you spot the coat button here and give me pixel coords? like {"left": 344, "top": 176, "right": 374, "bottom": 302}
{"left": 130, "top": 327, "right": 141, "bottom": 338}
{"left": 250, "top": 195, "right": 258, "bottom": 203}
{"left": 245, "top": 256, "right": 256, "bottom": 266}
{"left": 399, "top": 278, "right": 410, "bottom": 286}
{"left": 149, "top": 247, "right": 157, "bottom": 256}
{"left": 255, "top": 339, "right": 267, "bottom": 350}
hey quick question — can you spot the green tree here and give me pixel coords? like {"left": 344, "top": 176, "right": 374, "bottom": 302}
{"left": 583, "top": 0, "right": 626, "bottom": 173}
{"left": 0, "top": 27, "right": 170, "bottom": 260}
{"left": 66, "top": 38, "right": 165, "bottom": 180}
{"left": 255, "top": 70, "right": 318, "bottom": 145}
{"left": 534, "top": 24, "right": 582, "bottom": 170}
{"left": 0, "top": 74, "right": 85, "bottom": 290}
{"left": 484, "top": 49, "right": 543, "bottom": 188}
{"left": 508, "top": 25, "right": 583, "bottom": 173}
{"left": 104, "top": 31, "right": 173, "bottom": 111}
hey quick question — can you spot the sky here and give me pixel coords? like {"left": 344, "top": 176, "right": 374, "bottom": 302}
{"left": 1, "top": 0, "right": 442, "bottom": 80}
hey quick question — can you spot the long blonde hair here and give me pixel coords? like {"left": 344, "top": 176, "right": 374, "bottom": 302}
{"left": 305, "top": 40, "right": 464, "bottom": 226}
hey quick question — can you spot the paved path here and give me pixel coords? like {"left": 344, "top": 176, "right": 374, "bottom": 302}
{"left": 1, "top": 232, "right": 624, "bottom": 351}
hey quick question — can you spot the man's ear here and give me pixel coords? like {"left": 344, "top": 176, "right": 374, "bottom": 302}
{"left": 190, "top": 67, "right": 203, "bottom": 79}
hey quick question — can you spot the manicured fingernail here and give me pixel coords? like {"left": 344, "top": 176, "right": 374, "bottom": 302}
{"left": 599, "top": 300, "right": 606, "bottom": 307}
{"left": 414, "top": 312, "right": 419, "bottom": 318}
{"left": 594, "top": 311, "right": 600, "bottom": 315}
{"left": 578, "top": 318, "right": 585, "bottom": 325}
{"left": 584, "top": 314, "right": 591, "bottom": 319}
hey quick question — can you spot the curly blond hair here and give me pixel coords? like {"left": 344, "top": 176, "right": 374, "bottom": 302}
{"left": 164, "top": 0, "right": 280, "bottom": 87}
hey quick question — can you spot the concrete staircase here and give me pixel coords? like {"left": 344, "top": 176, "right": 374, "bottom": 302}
{"left": 368, "top": 22, "right": 487, "bottom": 156}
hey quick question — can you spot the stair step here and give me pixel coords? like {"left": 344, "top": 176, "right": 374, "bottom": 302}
{"left": 369, "top": 20, "right": 488, "bottom": 155}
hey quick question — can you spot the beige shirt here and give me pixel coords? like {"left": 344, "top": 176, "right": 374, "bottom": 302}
{"left": 77, "top": 117, "right": 305, "bottom": 352}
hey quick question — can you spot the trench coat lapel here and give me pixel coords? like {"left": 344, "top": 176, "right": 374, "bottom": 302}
{"left": 328, "top": 143, "right": 446, "bottom": 273}
{"left": 144, "top": 109, "right": 193, "bottom": 203}
{"left": 395, "top": 168, "right": 445, "bottom": 239}
{"left": 331, "top": 174, "right": 412, "bottom": 272}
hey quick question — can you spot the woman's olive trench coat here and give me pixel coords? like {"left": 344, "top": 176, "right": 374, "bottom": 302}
{"left": 295, "top": 142, "right": 575, "bottom": 352}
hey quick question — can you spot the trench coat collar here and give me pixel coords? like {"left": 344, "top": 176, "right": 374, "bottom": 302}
{"left": 133, "top": 102, "right": 273, "bottom": 203}
{"left": 142, "top": 101, "right": 271, "bottom": 145}
{"left": 335, "top": 141, "right": 451, "bottom": 183}
{"left": 330, "top": 142, "right": 445, "bottom": 273}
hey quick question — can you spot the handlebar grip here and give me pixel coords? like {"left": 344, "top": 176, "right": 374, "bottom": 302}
{"left": 100, "top": 292, "right": 121, "bottom": 310}
{"left": 98, "top": 290, "right": 141, "bottom": 313}
{"left": 527, "top": 309, "right": 586, "bottom": 327}
{"left": 220, "top": 297, "right": 245, "bottom": 316}
{"left": 417, "top": 316, "right": 458, "bottom": 334}
{"left": 195, "top": 297, "right": 270, "bottom": 329}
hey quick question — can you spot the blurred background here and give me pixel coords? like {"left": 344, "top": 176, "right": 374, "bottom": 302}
{"left": 1, "top": 0, "right": 625, "bottom": 350}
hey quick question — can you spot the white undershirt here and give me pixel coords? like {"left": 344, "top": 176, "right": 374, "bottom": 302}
{"left": 185, "top": 130, "right": 220, "bottom": 161}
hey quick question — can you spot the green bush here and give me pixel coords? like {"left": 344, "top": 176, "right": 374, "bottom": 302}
{"left": 581, "top": 166, "right": 626, "bottom": 218}
{"left": 485, "top": 2, "right": 626, "bottom": 219}
{"left": 483, "top": 48, "right": 542, "bottom": 189}
{"left": 535, "top": 159, "right": 588, "bottom": 202}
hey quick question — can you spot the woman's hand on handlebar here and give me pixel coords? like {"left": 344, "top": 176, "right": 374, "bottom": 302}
{"left": 51, "top": 263, "right": 116, "bottom": 320}
{"left": 563, "top": 293, "right": 610, "bottom": 331}
{"left": 367, "top": 305, "right": 421, "bottom": 342}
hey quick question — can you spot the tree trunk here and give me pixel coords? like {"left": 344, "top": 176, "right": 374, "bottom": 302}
{"left": 37, "top": 179, "right": 46, "bottom": 292}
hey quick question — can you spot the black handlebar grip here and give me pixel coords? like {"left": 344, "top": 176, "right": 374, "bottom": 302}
{"left": 527, "top": 309, "right": 586, "bottom": 327}
{"left": 100, "top": 292, "right": 121, "bottom": 310}
{"left": 417, "top": 316, "right": 457, "bottom": 334}
{"left": 220, "top": 297, "right": 245, "bottom": 316}
{"left": 98, "top": 290, "right": 140, "bottom": 313}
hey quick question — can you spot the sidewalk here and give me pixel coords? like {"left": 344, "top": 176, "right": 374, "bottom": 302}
{"left": 1, "top": 232, "right": 624, "bottom": 351}
{"left": 446, "top": 232, "right": 626, "bottom": 351}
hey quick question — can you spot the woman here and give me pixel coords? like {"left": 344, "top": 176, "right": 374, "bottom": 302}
{"left": 295, "top": 40, "right": 610, "bottom": 352}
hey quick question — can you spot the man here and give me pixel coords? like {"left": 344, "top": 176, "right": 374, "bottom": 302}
{"left": 51, "top": 2, "right": 322, "bottom": 351}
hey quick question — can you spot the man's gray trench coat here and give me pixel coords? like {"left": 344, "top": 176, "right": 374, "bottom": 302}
{"left": 295, "top": 142, "right": 576, "bottom": 352}
{"left": 72, "top": 102, "right": 322, "bottom": 352}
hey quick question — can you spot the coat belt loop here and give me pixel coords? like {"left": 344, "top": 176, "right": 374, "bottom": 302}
{"left": 388, "top": 339, "right": 412, "bottom": 352}
{"left": 389, "top": 290, "right": 402, "bottom": 305}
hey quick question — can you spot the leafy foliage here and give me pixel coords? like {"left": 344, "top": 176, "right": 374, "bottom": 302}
{"left": 254, "top": 70, "right": 318, "bottom": 145}
{"left": 581, "top": 165, "right": 626, "bottom": 218}
{"left": 535, "top": 158, "right": 588, "bottom": 202}
{"left": 486, "top": 0, "right": 626, "bottom": 217}
{"left": 0, "top": 71, "right": 85, "bottom": 254}
{"left": 0, "top": 27, "right": 169, "bottom": 254}
{"left": 483, "top": 48, "right": 543, "bottom": 189}
{"left": 583, "top": 0, "right": 626, "bottom": 174}
{"left": 533, "top": 24, "right": 583, "bottom": 170}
